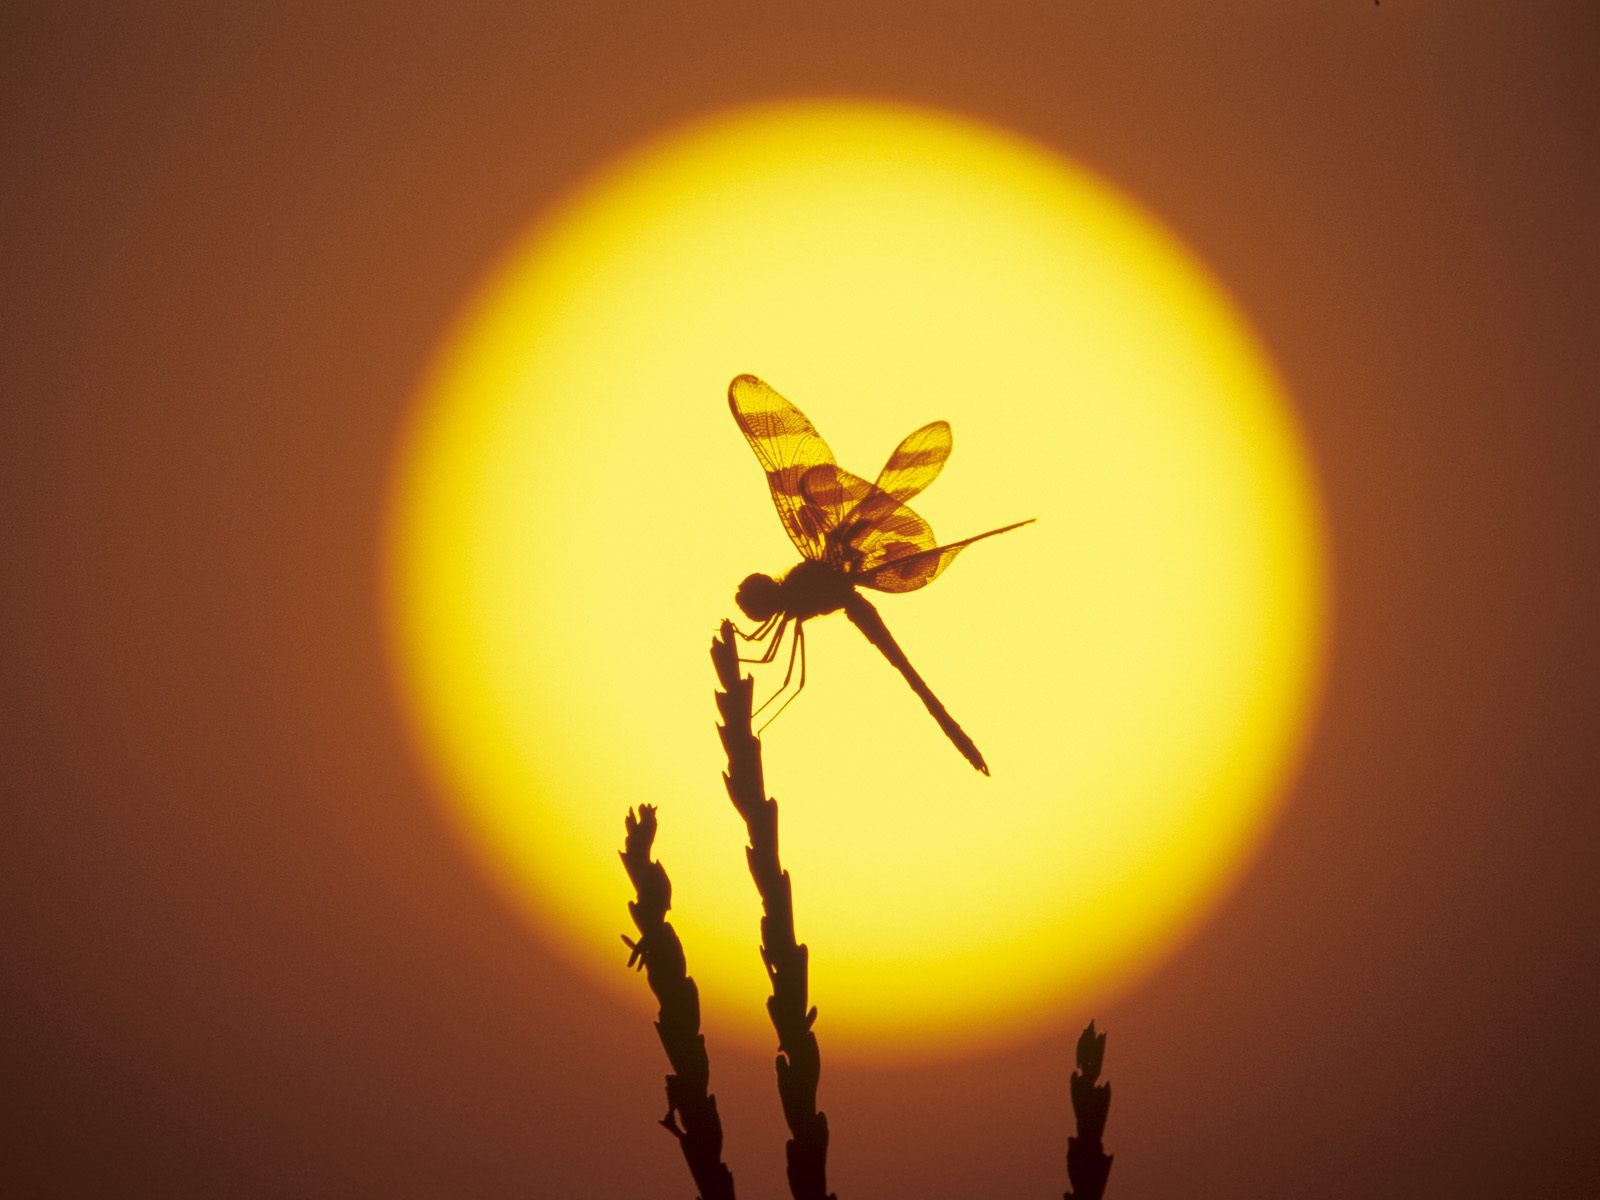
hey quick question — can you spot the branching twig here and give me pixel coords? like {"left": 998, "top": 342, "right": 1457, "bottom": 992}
{"left": 712, "top": 620, "right": 836, "bottom": 1200}
{"left": 620, "top": 804, "right": 737, "bottom": 1200}
{"left": 1064, "top": 1020, "right": 1113, "bottom": 1200}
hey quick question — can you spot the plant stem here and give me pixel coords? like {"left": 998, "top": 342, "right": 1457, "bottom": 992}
{"left": 621, "top": 803, "right": 737, "bottom": 1200}
{"left": 1064, "top": 1020, "right": 1113, "bottom": 1200}
{"left": 712, "top": 620, "right": 836, "bottom": 1200}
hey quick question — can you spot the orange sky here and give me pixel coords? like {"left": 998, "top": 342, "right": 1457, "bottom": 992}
{"left": 2, "top": 4, "right": 1595, "bottom": 1198}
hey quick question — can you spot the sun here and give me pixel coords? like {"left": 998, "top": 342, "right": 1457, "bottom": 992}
{"left": 385, "top": 100, "right": 1327, "bottom": 1062}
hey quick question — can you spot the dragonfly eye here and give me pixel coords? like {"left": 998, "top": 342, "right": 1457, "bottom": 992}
{"left": 735, "top": 573, "right": 781, "bottom": 621}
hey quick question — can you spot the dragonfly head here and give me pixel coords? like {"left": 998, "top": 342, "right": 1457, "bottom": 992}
{"left": 735, "top": 573, "right": 782, "bottom": 621}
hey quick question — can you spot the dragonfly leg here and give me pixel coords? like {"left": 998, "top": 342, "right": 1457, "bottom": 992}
{"left": 730, "top": 612, "right": 781, "bottom": 646}
{"left": 754, "top": 622, "right": 807, "bottom": 732}
{"left": 736, "top": 614, "right": 789, "bottom": 666}
{"left": 753, "top": 620, "right": 801, "bottom": 718}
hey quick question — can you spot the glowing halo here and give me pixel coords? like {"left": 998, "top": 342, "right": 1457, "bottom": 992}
{"left": 385, "top": 99, "right": 1327, "bottom": 1061}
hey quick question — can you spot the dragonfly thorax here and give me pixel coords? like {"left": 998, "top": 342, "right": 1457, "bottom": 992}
{"left": 737, "top": 559, "right": 853, "bottom": 624}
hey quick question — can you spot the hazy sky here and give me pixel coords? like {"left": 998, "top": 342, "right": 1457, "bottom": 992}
{"left": 3, "top": 4, "right": 1595, "bottom": 1198}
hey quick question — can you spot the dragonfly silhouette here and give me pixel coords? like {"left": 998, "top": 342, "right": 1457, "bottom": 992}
{"left": 729, "top": 374, "right": 1033, "bottom": 774}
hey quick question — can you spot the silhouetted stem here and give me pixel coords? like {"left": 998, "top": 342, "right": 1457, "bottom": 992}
{"left": 621, "top": 804, "right": 737, "bottom": 1200}
{"left": 1064, "top": 1021, "right": 1113, "bottom": 1200}
{"left": 712, "top": 620, "right": 836, "bottom": 1200}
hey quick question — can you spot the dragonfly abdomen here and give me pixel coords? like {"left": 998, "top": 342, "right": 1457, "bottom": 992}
{"left": 842, "top": 591, "right": 990, "bottom": 775}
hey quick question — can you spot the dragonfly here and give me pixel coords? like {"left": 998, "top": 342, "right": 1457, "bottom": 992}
{"left": 728, "top": 373, "right": 1034, "bottom": 775}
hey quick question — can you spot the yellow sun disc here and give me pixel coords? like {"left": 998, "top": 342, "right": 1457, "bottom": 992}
{"left": 385, "top": 100, "right": 1327, "bottom": 1062}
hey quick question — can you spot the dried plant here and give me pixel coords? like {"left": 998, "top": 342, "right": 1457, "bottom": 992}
{"left": 620, "top": 620, "right": 1113, "bottom": 1200}
{"left": 711, "top": 621, "right": 835, "bottom": 1200}
{"left": 620, "top": 803, "right": 737, "bottom": 1200}
{"left": 1064, "top": 1020, "right": 1113, "bottom": 1200}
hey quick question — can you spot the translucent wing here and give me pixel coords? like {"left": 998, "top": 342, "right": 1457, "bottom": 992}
{"left": 873, "top": 420, "right": 952, "bottom": 503}
{"left": 728, "top": 374, "right": 837, "bottom": 560}
{"left": 791, "top": 462, "right": 880, "bottom": 555}
{"left": 859, "top": 518, "right": 1037, "bottom": 593}
{"left": 801, "top": 464, "right": 937, "bottom": 577}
